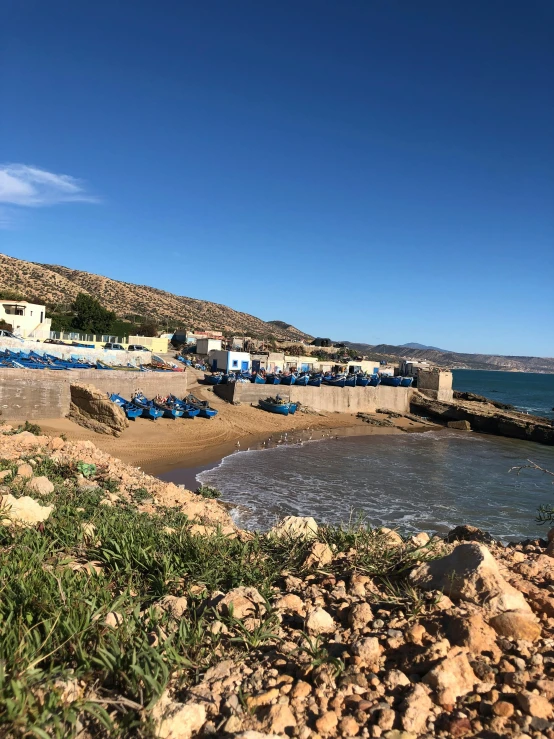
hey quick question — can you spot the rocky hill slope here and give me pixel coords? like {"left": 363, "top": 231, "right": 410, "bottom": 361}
{"left": 0, "top": 253, "right": 312, "bottom": 341}
{"left": 343, "top": 341, "right": 554, "bottom": 374}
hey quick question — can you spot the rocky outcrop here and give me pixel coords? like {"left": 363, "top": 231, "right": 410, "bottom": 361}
{"left": 411, "top": 391, "right": 554, "bottom": 445}
{"left": 68, "top": 383, "right": 128, "bottom": 437}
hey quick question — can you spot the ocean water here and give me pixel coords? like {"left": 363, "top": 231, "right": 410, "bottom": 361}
{"left": 197, "top": 430, "right": 554, "bottom": 541}
{"left": 452, "top": 369, "right": 554, "bottom": 419}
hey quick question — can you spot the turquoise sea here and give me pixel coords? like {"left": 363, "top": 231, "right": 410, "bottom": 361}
{"left": 452, "top": 369, "right": 554, "bottom": 419}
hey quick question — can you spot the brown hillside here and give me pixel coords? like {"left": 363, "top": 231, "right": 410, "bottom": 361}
{"left": 0, "top": 253, "right": 312, "bottom": 341}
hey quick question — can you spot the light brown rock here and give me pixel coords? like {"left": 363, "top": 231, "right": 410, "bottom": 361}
{"left": 274, "top": 593, "right": 305, "bottom": 616}
{"left": 422, "top": 647, "right": 478, "bottom": 706}
{"left": 16, "top": 463, "right": 34, "bottom": 479}
{"left": 1, "top": 493, "right": 53, "bottom": 527}
{"left": 405, "top": 623, "right": 426, "bottom": 645}
{"left": 0, "top": 470, "right": 11, "bottom": 480}
{"left": 159, "top": 595, "right": 188, "bottom": 619}
{"left": 268, "top": 703, "right": 296, "bottom": 734}
{"left": 379, "top": 527, "right": 403, "bottom": 546}
{"left": 270, "top": 515, "right": 318, "bottom": 540}
{"left": 446, "top": 613, "right": 500, "bottom": 656}
{"left": 351, "top": 636, "right": 381, "bottom": 665}
{"left": 104, "top": 611, "right": 123, "bottom": 628}
{"left": 291, "top": 680, "right": 311, "bottom": 699}
{"left": 315, "top": 711, "right": 339, "bottom": 735}
{"left": 377, "top": 708, "right": 396, "bottom": 730}
{"left": 339, "top": 715, "right": 360, "bottom": 736}
{"left": 383, "top": 669, "right": 410, "bottom": 691}
{"left": 27, "top": 476, "right": 55, "bottom": 496}
{"left": 489, "top": 610, "right": 541, "bottom": 641}
{"left": 152, "top": 694, "right": 206, "bottom": 739}
{"left": 493, "top": 701, "right": 515, "bottom": 718}
{"left": 516, "top": 691, "right": 553, "bottom": 718}
{"left": 410, "top": 543, "right": 531, "bottom": 616}
{"left": 303, "top": 541, "right": 333, "bottom": 568}
{"left": 246, "top": 688, "right": 279, "bottom": 708}
{"left": 400, "top": 683, "right": 432, "bottom": 734}
{"left": 305, "top": 607, "right": 335, "bottom": 635}
{"left": 217, "top": 587, "right": 266, "bottom": 620}
{"left": 348, "top": 602, "right": 373, "bottom": 630}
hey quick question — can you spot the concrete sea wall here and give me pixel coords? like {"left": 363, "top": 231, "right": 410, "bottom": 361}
{"left": 0, "top": 369, "right": 188, "bottom": 421}
{"left": 214, "top": 382, "right": 412, "bottom": 414}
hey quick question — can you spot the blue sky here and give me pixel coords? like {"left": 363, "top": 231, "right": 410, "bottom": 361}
{"left": 1, "top": 0, "right": 553, "bottom": 356}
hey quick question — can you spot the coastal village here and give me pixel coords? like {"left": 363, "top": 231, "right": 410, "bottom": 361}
{"left": 1, "top": 290, "right": 554, "bottom": 739}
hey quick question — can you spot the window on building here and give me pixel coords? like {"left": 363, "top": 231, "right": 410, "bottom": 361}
{"left": 232, "top": 360, "right": 239, "bottom": 368}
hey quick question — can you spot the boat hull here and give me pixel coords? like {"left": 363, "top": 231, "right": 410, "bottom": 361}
{"left": 259, "top": 398, "right": 290, "bottom": 415}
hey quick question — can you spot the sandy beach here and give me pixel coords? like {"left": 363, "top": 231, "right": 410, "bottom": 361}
{"left": 37, "top": 378, "right": 433, "bottom": 476}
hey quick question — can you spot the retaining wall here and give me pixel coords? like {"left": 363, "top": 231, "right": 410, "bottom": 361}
{"left": 0, "top": 369, "right": 188, "bottom": 421}
{"left": 214, "top": 382, "right": 412, "bottom": 414}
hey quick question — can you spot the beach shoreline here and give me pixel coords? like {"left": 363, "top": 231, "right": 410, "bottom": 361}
{"left": 37, "top": 395, "right": 436, "bottom": 479}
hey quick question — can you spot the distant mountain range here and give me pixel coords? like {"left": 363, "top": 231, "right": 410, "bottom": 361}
{"left": 341, "top": 341, "right": 554, "bottom": 374}
{"left": 400, "top": 342, "right": 450, "bottom": 352}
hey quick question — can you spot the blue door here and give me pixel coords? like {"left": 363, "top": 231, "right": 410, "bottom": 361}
{"left": 211, "top": 359, "right": 217, "bottom": 371}
{"left": 241, "top": 361, "right": 249, "bottom": 371}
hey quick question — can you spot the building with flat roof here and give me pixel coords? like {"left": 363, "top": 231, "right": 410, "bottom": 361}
{"left": 0, "top": 300, "right": 51, "bottom": 340}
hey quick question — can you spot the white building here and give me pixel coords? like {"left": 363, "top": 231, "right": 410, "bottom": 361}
{"left": 0, "top": 300, "right": 51, "bottom": 339}
{"left": 197, "top": 338, "right": 222, "bottom": 355}
{"left": 208, "top": 349, "right": 251, "bottom": 373}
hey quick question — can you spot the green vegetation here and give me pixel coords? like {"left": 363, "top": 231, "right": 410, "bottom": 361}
{"left": 194, "top": 485, "right": 222, "bottom": 499}
{"left": 3, "top": 420, "right": 43, "bottom": 436}
{"left": 71, "top": 294, "right": 116, "bottom": 335}
{"left": 0, "top": 455, "right": 439, "bottom": 737}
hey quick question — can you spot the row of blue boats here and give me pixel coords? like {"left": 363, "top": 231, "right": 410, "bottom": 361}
{"left": 0, "top": 349, "right": 180, "bottom": 373}
{"left": 109, "top": 393, "right": 218, "bottom": 420}
{"left": 204, "top": 371, "right": 413, "bottom": 388}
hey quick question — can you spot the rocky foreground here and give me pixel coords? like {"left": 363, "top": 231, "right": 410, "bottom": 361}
{"left": 0, "top": 426, "right": 553, "bottom": 739}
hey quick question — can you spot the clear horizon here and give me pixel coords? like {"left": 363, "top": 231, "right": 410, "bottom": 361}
{"left": 1, "top": 1, "right": 553, "bottom": 356}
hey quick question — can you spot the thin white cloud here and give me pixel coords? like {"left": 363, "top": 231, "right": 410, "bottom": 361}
{"left": 0, "top": 164, "right": 98, "bottom": 207}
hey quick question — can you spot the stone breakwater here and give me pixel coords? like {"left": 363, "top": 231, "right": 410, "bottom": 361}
{"left": 411, "top": 391, "right": 554, "bottom": 446}
{"left": 1, "top": 426, "right": 554, "bottom": 738}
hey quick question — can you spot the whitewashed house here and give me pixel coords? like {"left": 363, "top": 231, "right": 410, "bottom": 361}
{"left": 208, "top": 349, "right": 251, "bottom": 373}
{"left": 0, "top": 300, "right": 51, "bottom": 339}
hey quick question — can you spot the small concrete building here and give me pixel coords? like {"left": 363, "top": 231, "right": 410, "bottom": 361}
{"left": 197, "top": 338, "right": 222, "bottom": 355}
{"left": 417, "top": 369, "right": 453, "bottom": 402}
{"left": 0, "top": 300, "right": 51, "bottom": 339}
{"left": 399, "top": 359, "right": 431, "bottom": 376}
{"left": 347, "top": 359, "right": 380, "bottom": 375}
{"left": 208, "top": 349, "right": 251, "bottom": 373}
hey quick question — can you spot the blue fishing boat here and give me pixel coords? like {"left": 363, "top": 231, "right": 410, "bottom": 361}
{"left": 153, "top": 396, "right": 185, "bottom": 419}
{"left": 400, "top": 377, "right": 414, "bottom": 387}
{"left": 344, "top": 375, "right": 356, "bottom": 387}
{"left": 294, "top": 374, "right": 309, "bottom": 386}
{"left": 204, "top": 373, "right": 223, "bottom": 385}
{"left": 380, "top": 376, "right": 402, "bottom": 387}
{"left": 307, "top": 376, "right": 322, "bottom": 387}
{"left": 181, "top": 394, "right": 216, "bottom": 418}
{"left": 323, "top": 376, "right": 346, "bottom": 388}
{"left": 252, "top": 374, "right": 266, "bottom": 384}
{"left": 131, "top": 393, "right": 164, "bottom": 420}
{"left": 289, "top": 402, "right": 298, "bottom": 415}
{"left": 355, "top": 375, "right": 370, "bottom": 387}
{"left": 265, "top": 374, "right": 281, "bottom": 385}
{"left": 109, "top": 393, "right": 143, "bottom": 420}
{"left": 280, "top": 374, "right": 296, "bottom": 385}
{"left": 368, "top": 374, "right": 380, "bottom": 386}
{"left": 166, "top": 395, "right": 201, "bottom": 418}
{"left": 259, "top": 396, "right": 293, "bottom": 415}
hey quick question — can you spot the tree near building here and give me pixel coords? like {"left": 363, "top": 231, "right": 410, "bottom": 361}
{"left": 137, "top": 320, "right": 159, "bottom": 337}
{"left": 71, "top": 293, "right": 116, "bottom": 334}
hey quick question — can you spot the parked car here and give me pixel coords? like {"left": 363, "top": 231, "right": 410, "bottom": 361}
{"left": 104, "top": 342, "right": 125, "bottom": 350}
{"left": 44, "top": 338, "right": 68, "bottom": 345}
{"left": 127, "top": 344, "right": 150, "bottom": 352}
{"left": 0, "top": 329, "right": 23, "bottom": 340}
